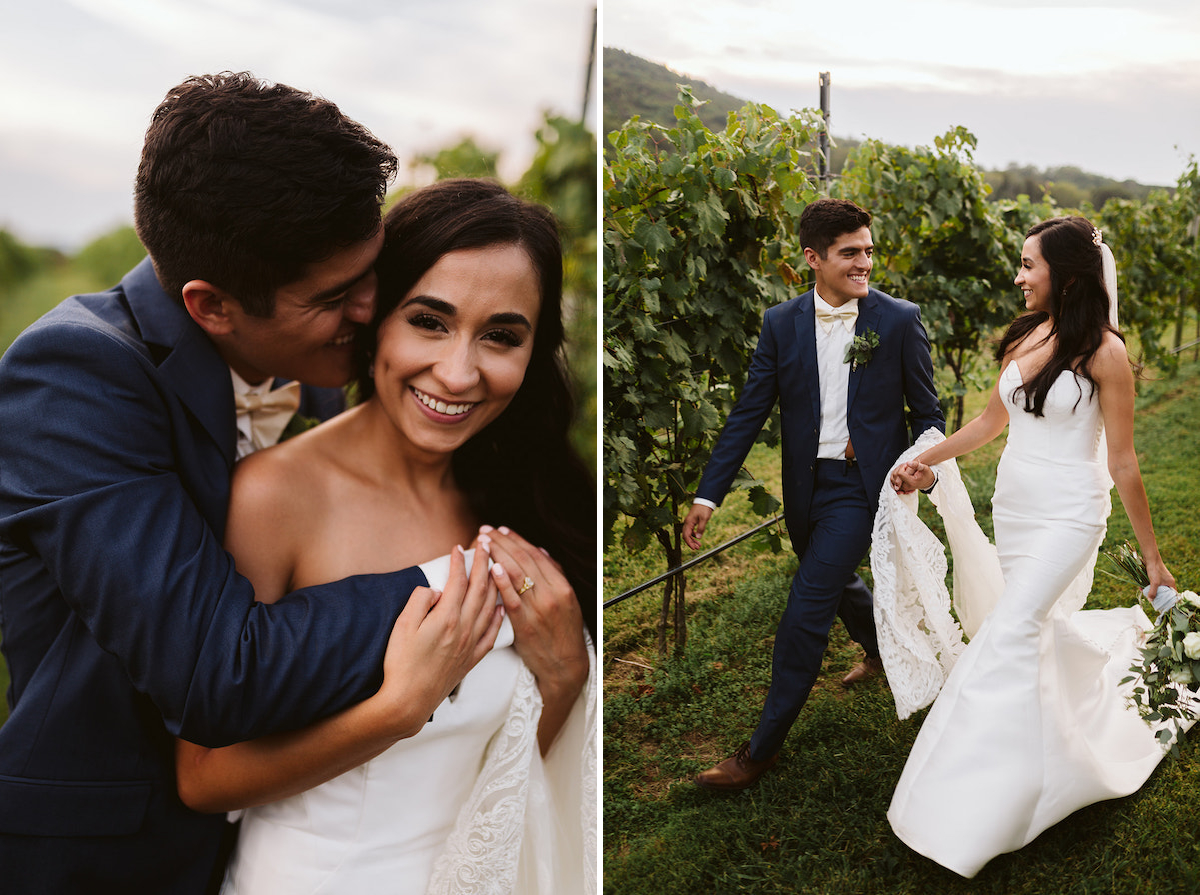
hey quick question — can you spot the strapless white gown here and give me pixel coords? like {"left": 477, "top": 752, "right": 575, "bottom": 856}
{"left": 879, "top": 362, "right": 1175, "bottom": 878}
{"left": 220, "top": 552, "right": 596, "bottom": 894}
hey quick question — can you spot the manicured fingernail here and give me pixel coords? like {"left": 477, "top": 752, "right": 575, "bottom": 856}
{"left": 455, "top": 544, "right": 465, "bottom": 555}
{"left": 491, "top": 562, "right": 506, "bottom": 578}
{"left": 498, "top": 526, "right": 511, "bottom": 535}
{"left": 479, "top": 525, "right": 494, "bottom": 534}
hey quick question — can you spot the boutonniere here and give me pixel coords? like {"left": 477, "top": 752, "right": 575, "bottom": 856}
{"left": 844, "top": 329, "right": 880, "bottom": 372}
{"left": 280, "top": 413, "right": 321, "bottom": 442}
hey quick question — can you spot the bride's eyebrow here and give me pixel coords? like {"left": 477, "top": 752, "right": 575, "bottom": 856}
{"left": 401, "top": 295, "right": 532, "bottom": 330}
{"left": 487, "top": 311, "right": 533, "bottom": 330}
{"left": 401, "top": 295, "right": 456, "bottom": 315}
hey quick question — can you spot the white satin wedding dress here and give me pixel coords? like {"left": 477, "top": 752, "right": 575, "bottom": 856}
{"left": 874, "top": 361, "right": 1176, "bottom": 878}
{"left": 220, "top": 552, "right": 597, "bottom": 895}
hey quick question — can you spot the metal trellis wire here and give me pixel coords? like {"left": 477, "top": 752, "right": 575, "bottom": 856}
{"left": 604, "top": 514, "right": 784, "bottom": 610}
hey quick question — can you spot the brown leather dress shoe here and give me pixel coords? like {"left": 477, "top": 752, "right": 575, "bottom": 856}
{"left": 841, "top": 655, "right": 884, "bottom": 687}
{"left": 694, "top": 742, "right": 778, "bottom": 792}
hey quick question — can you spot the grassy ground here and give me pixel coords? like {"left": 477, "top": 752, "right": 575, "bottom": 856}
{"left": 603, "top": 357, "right": 1200, "bottom": 895}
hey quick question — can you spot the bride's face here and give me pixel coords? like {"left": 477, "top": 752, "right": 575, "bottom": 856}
{"left": 1015, "top": 236, "right": 1053, "bottom": 313}
{"left": 371, "top": 243, "right": 540, "bottom": 456}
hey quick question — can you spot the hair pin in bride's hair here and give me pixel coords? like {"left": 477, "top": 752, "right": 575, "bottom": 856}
{"left": 1092, "top": 228, "right": 1103, "bottom": 247}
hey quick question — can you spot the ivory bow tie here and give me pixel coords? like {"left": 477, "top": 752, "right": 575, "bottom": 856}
{"left": 234, "top": 380, "right": 302, "bottom": 451}
{"left": 815, "top": 303, "right": 858, "bottom": 334}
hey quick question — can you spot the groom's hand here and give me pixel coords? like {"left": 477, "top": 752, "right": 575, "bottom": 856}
{"left": 891, "top": 461, "right": 932, "bottom": 494}
{"left": 682, "top": 503, "right": 713, "bottom": 550}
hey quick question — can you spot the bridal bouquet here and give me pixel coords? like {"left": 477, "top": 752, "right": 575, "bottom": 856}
{"left": 1110, "top": 542, "right": 1200, "bottom": 749}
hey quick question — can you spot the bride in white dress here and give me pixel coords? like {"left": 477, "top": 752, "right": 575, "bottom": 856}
{"left": 877, "top": 216, "right": 1178, "bottom": 878}
{"left": 173, "top": 179, "right": 597, "bottom": 894}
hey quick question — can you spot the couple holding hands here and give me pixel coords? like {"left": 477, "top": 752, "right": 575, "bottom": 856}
{"left": 683, "top": 198, "right": 1179, "bottom": 878}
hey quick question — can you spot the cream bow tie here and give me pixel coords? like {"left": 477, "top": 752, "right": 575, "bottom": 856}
{"left": 234, "top": 380, "right": 302, "bottom": 451}
{"left": 815, "top": 303, "right": 858, "bottom": 334}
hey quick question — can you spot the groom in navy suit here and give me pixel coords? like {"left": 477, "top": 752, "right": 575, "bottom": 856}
{"left": 683, "top": 199, "right": 943, "bottom": 790}
{"left": 0, "top": 74, "right": 476, "bottom": 893}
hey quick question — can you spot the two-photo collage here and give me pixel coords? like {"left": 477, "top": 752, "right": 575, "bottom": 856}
{"left": 2, "top": 1, "right": 1200, "bottom": 893}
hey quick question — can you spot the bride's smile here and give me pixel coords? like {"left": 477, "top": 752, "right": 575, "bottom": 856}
{"left": 410, "top": 386, "right": 477, "bottom": 418}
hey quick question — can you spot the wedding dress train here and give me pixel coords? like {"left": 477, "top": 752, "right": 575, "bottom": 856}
{"left": 221, "top": 551, "right": 596, "bottom": 894}
{"left": 874, "top": 362, "right": 1177, "bottom": 878}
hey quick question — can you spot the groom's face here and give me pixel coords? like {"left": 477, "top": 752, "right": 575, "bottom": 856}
{"left": 806, "top": 226, "right": 873, "bottom": 306}
{"left": 215, "top": 227, "right": 384, "bottom": 388}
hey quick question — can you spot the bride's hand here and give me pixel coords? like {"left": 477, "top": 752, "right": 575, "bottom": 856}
{"left": 1145, "top": 555, "right": 1177, "bottom": 596}
{"left": 891, "top": 460, "right": 934, "bottom": 494}
{"left": 376, "top": 545, "right": 502, "bottom": 738}
{"left": 481, "top": 526, "right": 588, "bottom": 700}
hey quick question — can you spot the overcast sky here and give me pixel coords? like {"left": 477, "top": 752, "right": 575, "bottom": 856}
{"left": 0, "top": 0, "right": 598, "bottom": 250}
{"left": 604, "top": 0, "right": 1199, "bottom": 190}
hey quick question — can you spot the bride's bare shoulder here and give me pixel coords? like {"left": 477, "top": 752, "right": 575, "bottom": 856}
{"left": 229, "top": 411, "right": 355, "bottom": 524}
{"left": 1090, "top": 332, "right": 1134, "bottom": 382}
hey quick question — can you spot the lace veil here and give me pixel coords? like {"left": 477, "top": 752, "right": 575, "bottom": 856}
{"left": 426, "top": 636, "right": 597, "bottom": 895}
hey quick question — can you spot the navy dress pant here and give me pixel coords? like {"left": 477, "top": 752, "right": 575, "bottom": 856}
{"left": 749, "top": 459, "right": 879, "bottom": 761}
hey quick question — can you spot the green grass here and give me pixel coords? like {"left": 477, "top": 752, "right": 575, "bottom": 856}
{"left": 603, "top": 357, "right": 1200, "bottom": 895}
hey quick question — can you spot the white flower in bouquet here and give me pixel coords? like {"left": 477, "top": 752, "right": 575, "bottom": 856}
{"left": 1170, "top": 667, "right": 1195, "bottom": 686}
{"left": 1183, "top": 590, "right": 1200, "bottom": 609}
{"left": 1184, "top": 632, "right": 1200, "bottom": 660}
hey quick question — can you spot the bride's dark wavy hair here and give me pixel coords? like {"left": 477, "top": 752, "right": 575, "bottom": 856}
{"left": 996, "top": 215, "right": 1124, "bottom": 417}
{"left": 357, "top": 179, "right": 595, "bottom": 639}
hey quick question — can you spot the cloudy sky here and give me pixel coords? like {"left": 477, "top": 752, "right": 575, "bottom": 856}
{"left": 0, "top": 0, "right": 598, "bottom": 250}
{"left": 604, "top": 0, "right": 1199, "bottom": 190}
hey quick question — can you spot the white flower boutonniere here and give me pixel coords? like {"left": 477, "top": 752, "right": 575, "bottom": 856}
{"left": 844, "top": 329, "right": 880, "bottom": 372}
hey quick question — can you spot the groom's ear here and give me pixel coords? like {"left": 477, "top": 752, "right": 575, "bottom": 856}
{"left": 182, "top": 280, "right": 238, "bottom": 336}
{"left": 802, "top": 246, "right": 822, "bottom": 271}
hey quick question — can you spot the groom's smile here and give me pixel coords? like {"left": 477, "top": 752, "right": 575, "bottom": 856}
{"left": 805, "top": 226, "right": 874, "bottom": 306}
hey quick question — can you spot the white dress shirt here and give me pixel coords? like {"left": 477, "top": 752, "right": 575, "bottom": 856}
{"left": 813, "top": 290, "right": 857, "bottom": 460}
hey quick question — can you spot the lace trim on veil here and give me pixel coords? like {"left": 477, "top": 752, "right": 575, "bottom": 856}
{"left": 426, "top": 635, "right": 597, "bottom": 895}
{"left": 872, "top": 429, "right": 972, "bottom": 718}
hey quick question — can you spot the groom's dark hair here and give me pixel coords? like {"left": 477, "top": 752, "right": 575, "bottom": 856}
{"left": 799, "top": 198, "right": 872, "bottom": 258}
{"left": 134, "top": 71, "right": 397, "bottom": 316}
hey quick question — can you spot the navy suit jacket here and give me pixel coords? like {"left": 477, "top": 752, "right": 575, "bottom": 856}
{"left": 695, "top": 287, "right": 944, "bottom": 555}
{"left": 0, "top": 258, "right": 426, "bottom": 893}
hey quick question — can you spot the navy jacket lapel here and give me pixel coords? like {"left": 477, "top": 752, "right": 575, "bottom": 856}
{"left": 793, "top": 291, "right": 821, "bottom": 426}
{"left": 121, "top": 258, "right": 237, "bottom": 468}
{"left": 846, "top": 290, "right": 882, "bottom": 414}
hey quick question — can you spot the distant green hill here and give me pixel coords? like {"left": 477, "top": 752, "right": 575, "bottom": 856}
{"left": 602, "top": 47, "right": 747, "bottom": 137}
{"left": 602, "top": 47, "right": 859, "bottom": 174}
{"left": 603, "top": 47, "right": 1161, "bottom": 206}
